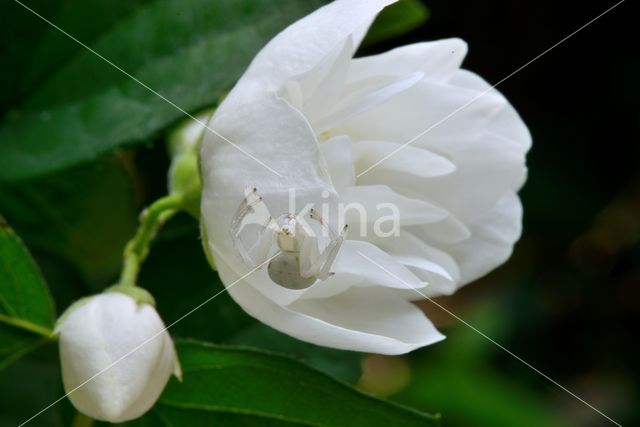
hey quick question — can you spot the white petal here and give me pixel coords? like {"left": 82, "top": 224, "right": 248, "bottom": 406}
{"left": 292, "top": 37, "right": 354, "bottom": 122}
{"left": 289, "top": 288, "right": 445, "bottom": 355}
{"left": 314, "top": 72, "right": 424, "bottom": 132}
{"left": 415, "top": 132, "right": 527, "bottom": 223}
{"left": 351, "top": 12, "right": 379, "bottom": 49}
{"left": 219, "top": 253, "right": 443, "bottom": 355}
{"left": 449, "top": 69, "right": 531, "bottom": 149}
{"left": 342, "top": 79, "right": 505, "bottom": 144}
{"left": 376, "top": 230, "right": 461, "bottom": 298}
{"left": 331, "top": 239, "right": 427, "bottom": 291}
{"left": 341, "top": 184, "right": 448, "bottom": 227}
{"left": 348, "top": 38, "right": 468, "bottom": 83}
{"left": 296, "top": 272, "right": 366, "bottom": 300}
{"left": 353, "top": 140, "right": 456, "bottom": 179}
{"left": 117, "top": 333, "right": 178, "bottom": 421}
{"left": 242, "top": 0, "right": 396, "bottom": 88}
{"left": 444, "top": 191, "right": 523, "bottom": 286}
{"left": 319, "top": 135, "right": 355, "bottom": 194}
{"left": 417, "top": 213, "right": 471, "bottom": 244}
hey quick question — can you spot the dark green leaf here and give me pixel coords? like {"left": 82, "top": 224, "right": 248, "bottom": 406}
{"left": 0, "top": 343, "right": 74, "bottom": 426}
{"left": 0, "top": 158, "right": 138, "bottom": 288}
{"left": 149, "top": 340, "right": 439, "bottom": 427}
{"left": 0, "top": 0, "right": 326, "bottom": 181}
{"left": 230, "top": 323, "right": 363, "bottom": 384}
{"left": 0, "top": 220, "right": 55, "bottom": 370}
{"left": 363, "top": 0, "right": 429, "bottom": 46}
{"left": 133, "top": 405, "right": 312, "bottom": 427}
{"left": 0, "top": 0, "right": 154, "bottom": 112}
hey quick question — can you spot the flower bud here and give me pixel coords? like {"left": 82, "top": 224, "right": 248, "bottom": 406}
{"left": 167, "top": 110, "right": 211, "bottom": 218}
{"left": 56, "top": 292, "right": 180, "bottom": 422}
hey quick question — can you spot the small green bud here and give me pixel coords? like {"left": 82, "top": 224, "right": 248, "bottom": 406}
{"left": 167, "top": 109, "right": 214, "bottom": 217}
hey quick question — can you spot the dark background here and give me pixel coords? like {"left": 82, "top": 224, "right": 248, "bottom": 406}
{"left": 365, "top": 1, "right": 638, "bottom": 426}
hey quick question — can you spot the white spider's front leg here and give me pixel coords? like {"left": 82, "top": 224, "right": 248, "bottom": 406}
{"left": 247, "top": 221, "right": 277, "bottom": 266}
{"left": 230, "top": 188, "right": 277, "bottom": 269}
{"left": 298, "top": 232, "right": 319, "bottom": 277}
{"left": 300, "top": 209, "right": 347, "bottom": 280}
{"left": 230, "top": 188, "right": 261, "bottom": 236}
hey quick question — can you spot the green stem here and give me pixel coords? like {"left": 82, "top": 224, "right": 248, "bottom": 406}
{"left": 71, "top": 412, "right": 95, "bottom": 427}
{"left": 118, "top": 193, "right": 184, "bottom": 288}
{"left": 0, "top": 313, "right": 53, "bottom": 337}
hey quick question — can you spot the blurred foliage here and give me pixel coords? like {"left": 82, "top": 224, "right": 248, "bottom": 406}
{"left": 0, "top": 0, "right": 327, "bottom": 181}
{"left": 394, "top": 305, "right": 569, "bottom": 427}
{"left": 0, "top": 159, "right": 138, "bottom": 288}
{"left": 363, "top": 0, "right": 429, "bottom": 46}
{"left": 0, "top": 0, "right": 638, "bottom": 426}
{"left": 0, "top": 220, "right": 55, "bottom": 371}
{"left": 134, "top": 340, "right": 439, "bottom": 427}
{"left": 0, "top": 343, "right": 75, "bottom": 426}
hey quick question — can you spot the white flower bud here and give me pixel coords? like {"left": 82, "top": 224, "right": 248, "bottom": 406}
{"left": 56, "top": 292, "right": 180, "bottom": 422}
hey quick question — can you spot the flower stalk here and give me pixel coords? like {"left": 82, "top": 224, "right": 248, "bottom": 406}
{"left": 118, "top": 193, "right": 184, "bottom": 288}
{"left": 54, "top": 111, "right": 203, "bottom": 423}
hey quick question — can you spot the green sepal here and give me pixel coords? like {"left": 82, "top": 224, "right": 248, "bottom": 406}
{"left": 106, "top": 285, "right": 156, "bottom": 307}
{"left": 167, "top": 109, "right": 214, "bottom": 218}
{"left": 54, "top": 296, "right": 94, "bottom": 334}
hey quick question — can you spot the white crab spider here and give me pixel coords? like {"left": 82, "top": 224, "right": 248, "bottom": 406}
{"left": 231, "top": 188, "right": 347, "bottom": 289}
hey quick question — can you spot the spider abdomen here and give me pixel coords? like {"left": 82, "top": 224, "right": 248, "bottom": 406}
{"left": 268, "top": 252, "right": 316, "bottom": 289}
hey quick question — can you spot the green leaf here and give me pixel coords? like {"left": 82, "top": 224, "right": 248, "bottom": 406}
{"left": 363, "top": 0, "right": 429, "bottom": 46}
{"left": 0, "top": 219, "right": 56, "bottom": 370}
{"left": 230, "top": 323, "right": 363, "bottom": 384}
{"left": 0, "top": 343, "right": 74, "bottom": 426}
{"left": 131, "top": 406, "right": 304, "bottom": 427}
{"left": 0, "top": 0, "right": 326, "bottom": 182}
{"left": 0, "top": 0, "right": 154, "bottom": 112}
{"left": 146, "top": 340, "right": 439, "bottom": 427}
{"left": 0, "top": 158, "right": 138, "bottom": 288}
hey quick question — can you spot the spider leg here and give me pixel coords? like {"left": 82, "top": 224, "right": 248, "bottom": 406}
{"left": 298, "top": 232, "right": 320, "bottom": 277}
{"left": 309, "top": 208, "right": 339, "bottom": 239}
{"left": 314, "top": 225, "right": 347, "bottom": 280}
{"left": 230, "top": 188, "right": 275, "bottom": 269}
{"left": 247, "top": 216, "right": 278, "bottom": 266}
{"left": 230, "top": 188, "right": 261, "bottom": 236}
{"left": 301, "top": 212, "right": 348, "bottom": 280}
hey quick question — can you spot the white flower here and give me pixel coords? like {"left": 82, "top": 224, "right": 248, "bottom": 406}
{"left": 200, "top": 0, "right": 530, "bottom": 354}
{"left": 56, "top": 293, "right": 180, "bottom": 422}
